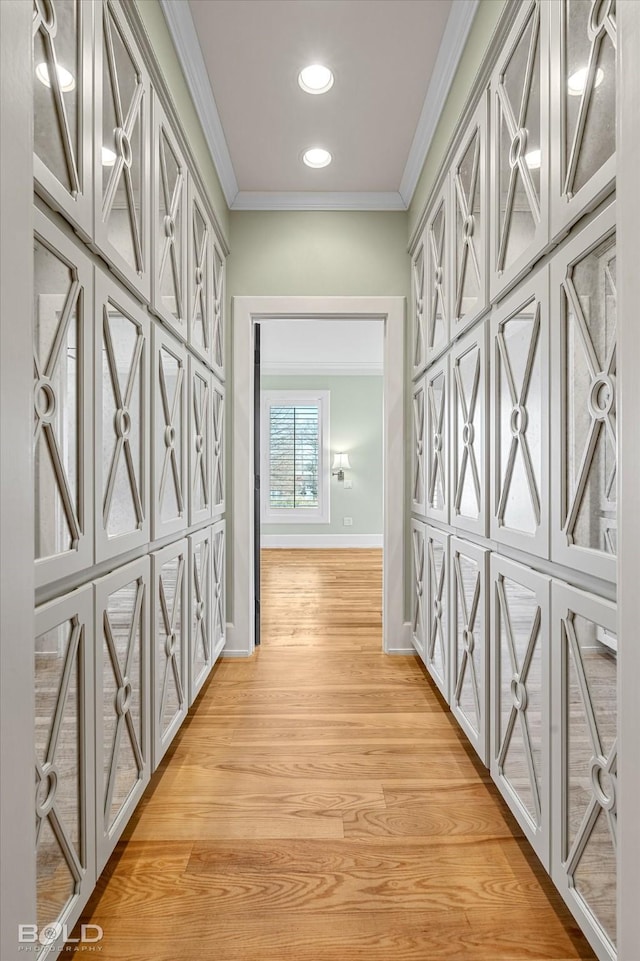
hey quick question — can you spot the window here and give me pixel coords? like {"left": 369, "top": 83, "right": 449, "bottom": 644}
{"left": 261, "top": 390, "right": 330, "bottom": 523}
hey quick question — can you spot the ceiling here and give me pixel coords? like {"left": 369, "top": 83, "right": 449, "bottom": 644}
{"left": 260, "top": 319, "right": 383, "bottom": 374}
{"left": 161, "top": 0, "right": 479, "bottom": 210}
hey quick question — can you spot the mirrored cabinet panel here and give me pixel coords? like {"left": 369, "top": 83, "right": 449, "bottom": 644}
{"left": 490, "top": 0, "right": 549, "bottom": 301}
{"left": 95, "top": 270, "right": 150, "bottom": 562}
{"left": 491, "top": 266, "right": 549, "bottom": 558}
{"left": 152, "top": 325, "right": 187, "bottom": 541}
{"left": 94, "top": 557, "right": 150, "bottom": 872}
{"left": 451, "top": 321, "right": 487, "bottom": 538}
{"left": 424, "top": 526, "right": 450, "bottom": 702}
{"left": 425, "top": 189, "right": 449, "bottom": 362}
{"left": 188, "top": 355, "right": 212, "bottom": 527}
{"left": 550, "top": 0, "right": 616, "bottom": 239}
{"left": 152, "top": 93, "right": 188, "bottom": 339}
{"left": 451, "top": 93, "right": 488, "bottom": 335}
{"left": 551, "top": 204, "right": 616, "bottom": 583}
{"left": 187, "top": 182, "right": 214, "bottom": 369}
{"left": 552, "top": 581, "right": 617, "bottom": 961}
{"left": 212, "top": 242, "right": 225, "bottom": 381}
{"left": 410, "top": 519, "right": 426, "bottom": 661}
{"left": 411, "top": 377, "right": 426, "bottom": 515}
{"left": 425, "top": 355, "right": 449, "bottom": 524}
{"left": 188, "top": 527, "right": 212, "bottom": 705}
{"left": 411, "top": 231, "right": 427, "bottom": 377}
{"left": 94, "top": 0, "right": 150, "bottom": 301}
{"left": 490, "top": 554, "right": 550, "bottom": 867}
{"left": 34, "top": 210, "right": 93, "bottom": 587}
{"left": 33, "top": 0, "right": 93, "bottom": 237}
{"left": 211, "top": 519, "right": 226, "bottom": 662}
{"left": 152, "top": 539, "right": 188, "bottom": 769}
{"left": 451, "top": 538, "right": 489, "bottom": 764}
{"left": 212, "top": 378, "right": 225, "bottom": 518}
{"left": 34, "top": 586, "right": 95, "bottom": 952}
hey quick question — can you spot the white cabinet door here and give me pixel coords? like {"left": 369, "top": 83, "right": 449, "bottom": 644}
{"left": 94, "top": 0, "right": 151, "bottom": 302}
{"left": 490, "top": 0, "right": 549, "bottom": 301}
{"left": 211, "top": 240, "right": 226, "bottom": 382}
{"left": 34, "top": 586, "right": 95, "bottom": 950}
{"left": 188, "top": 355, "right": 212, "bottom": 527}
{"left": 410, "top": 519, "right": 426, "bottom": 661}
{"left": 411, "top": 377, "right": 426, "bottom": 516}
{"left": 151, "top": 324, "right": 187, "bottom": 541}
{"left": 189, "top": 526, "right": 213, "bottom": 705}
{"left": 551, "top": 202, "right": 616, "bottom": 584}
{"left": 490, "top": 265, "right": 549, "bottom": 558}
{"left": 549, "top": 0, "right": 616, "bottom": 240}
{"left": 424, "top": 526, "right": 450, "bottom": 702}
{"left": 424, "top": 187, "right": 450, "bottom": 363}
{"left": 211, "top": 518, "right": 226, "bottom": 663}
{"left": 34, "top": 209, "right": 93, "bottom": 588}
{"left": 451, "top": 320, "right": 487, "bottom": 538}
{"left": 188, "top": 182, "right": 215, "bottom": 370}
{"left": 33, "top": 0, "right": 93, "bottom": 238}
{"left": 411, "top": 230, "right": 427, "bottom": 377}
{"left": 94, "top": 556, "right": 150, "bottom": 872}
{"left": 451, "top": 537, "right": 489, "bottom": 765}
{"left": 95, "top": 268, "right": 150, "bottom": 563}
{"left": 551, "top": 580, "right": 617, "bottom": 961}
{"left": 451, "top": 92, "right": 489, "bottom": 336}
{"left": 212, "top": 377, "right": 225, "bottom": 519}
{"left": 490, "top": 554, "right": 550, "bottom": 868}
{"left": 152, "top": 538, "right": 188, "bottom": 769}
{"left": 151, "top": 92, "right": 188, "bottom": 340}
{"left": 425, "top": 354, "right": 449, "bottom": 524}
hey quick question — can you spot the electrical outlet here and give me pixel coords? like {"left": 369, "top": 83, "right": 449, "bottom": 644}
{"left": 343, "top": 517, "right": 353, "bottom": 526}
{"left": 344, "top": 479, "right": 353, "bottom": 489}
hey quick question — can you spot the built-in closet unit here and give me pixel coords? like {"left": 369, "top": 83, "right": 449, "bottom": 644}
{"left": 410, "top": 2, "right": 618, "bottom": 958}
{"left": 31, "top": 1, "right": 227, "bottom": 952}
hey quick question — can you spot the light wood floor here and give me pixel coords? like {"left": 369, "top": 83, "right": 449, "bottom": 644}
{"left": 70, "top": 549, "right": 595, "bottom": 960}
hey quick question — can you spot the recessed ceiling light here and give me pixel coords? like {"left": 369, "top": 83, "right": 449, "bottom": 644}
{"left": 298, "top": 64, "right": 334, "bottom": 95}
{"left": 35, "top": 61, "right": 76, "bottom": 92}
{"left": 525, "top": 148, "right": 541, "bottom": 170}
{"left": 303, "top": 147, "right": 332, "bottom": 168}
{"left": 568, "top": 65, "right": 604, "bottom": 96}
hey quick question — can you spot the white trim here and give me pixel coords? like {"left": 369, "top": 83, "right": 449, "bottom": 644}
{"left": 159, "top": 0, "right": 238, "bottom": 207}
{"left": 399, "top": 0, "right": 480, "bottom": 206}
{"left": 261, "top": 535, "right": 383, "bottom": 549}
{"left": 261, "top": 361, "right": 383, "bottom": 377}
{"left": 231, "top": 191, "right": 406, "bottom": 211}
{"left": 232, "top": 296, "right": 406, "bottom": 657}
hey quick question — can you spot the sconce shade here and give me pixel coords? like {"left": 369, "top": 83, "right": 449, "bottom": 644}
{"left": 332, "top": 452, "right": 351, "bottom": 471}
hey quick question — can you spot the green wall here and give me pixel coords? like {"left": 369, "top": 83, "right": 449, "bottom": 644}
{"left": 260, "top": 375, "right": 383, "bottom": 538}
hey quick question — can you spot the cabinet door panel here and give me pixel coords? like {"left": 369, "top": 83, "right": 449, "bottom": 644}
{"left": 151, "top": 324, "right": 187, "bottom": 541}
{"left": 152, "top": 93, "right": 188, "bottom": 339}
{"left": 94, "top": 0, "right": 151, "bottom": 301}
{"left": 34, "top": 586, "right": 95, "bottom": 948}
{"left": 411, "top": 232, "right": 427, "bottom": 377}
{"left": 425, "top": 356, "right": 449, "bottom": 524}
{"left": 425, "top": 189, "right": 449, "bottom": 361}
{"left": 451, "top": 321, "right": 487, "bottom": 537}
{"left": 95, "top": 557, "right": 150, "bottom": 872}
{"left": 188, "top": 183, "right": 214, "bottom": 368}
{"left": 424, "top": 526, "right": 450, "bottom": 702}
{"left": 211, "top": 519, "right": 226, "bottom": 662}
{"left": 411, "top": 378, "right": 426, "bottom": 516}
{"left": 189, "top": 527, "right": 212, "bottom": 704}
{"left": 410, "top": 520, "right": 426, "bottom": 661}
{"left": 491, "top": 266, "right": 549, "bottom": 558}
{"left": 552, "top": 581, "right": 617, "bottom": 961}
{"left": 211, "top": 242, "right": 225, "bottom": 381}
{"left": 212, "top": 377, "right": 225, "bottom": 518}
{"left": 451, "top": 93, "right": 488, "bottom": 335}
{"left": 33, "top": 0, "right": 92, "bottom": 236}
{"left": 551, "top": 203, "right": 616, "bottom": 583}
{"left": 490, "top": 554, "right": 550, "bottom": 867}
{"left": 34, "top": 210, "right": 93, "bottom": 587}
{"left": 490, "top": 0, "right": 549, "bottom": 300}
{"left": 451, "top": 538, "right": 489, "bottom": 765}
{"left": 152, "top": 539, "right": 188, "bottom": 768}
{"left": 188, "top": 355, "right": 212, "bottom": 526}
{"left": 95, "top": 269, "right": 150, "bottom": 563}
{"left": 550, "top": 0, "right": 616, "bottom": 239}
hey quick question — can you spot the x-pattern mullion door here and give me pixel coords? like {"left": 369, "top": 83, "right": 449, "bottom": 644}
{"left": 411, "top": 233, "right": 426, "bottom": 376}
{"left": 153, "top": 93, "right": 187, "bottom": 339}
{"left": 152, "top": 539, "right": 188, "bottom": 768}
{"left": 490, "top": 0, "right": 548, "bottom": 301}
{"left": 425, "top": 527, "right": 449, "bottom": 702}
{"left": 95, "top": 0, "right": 150, "bottom": 300}
{"left": 211, "top": 519, "right": 226, "bottom": 661}
{"left": 552, "top": 581, "right": 617, "bottom": 958}
{"left": 411, "top": 378, "right": 426, "bottom": 515}
{"left": 188, "top": 355, "right": 212, "bottom": 526}
{"left": 211, "top": 244, "right": 225, "bottom": 381}
{"left": 152, "top": 325, "right": 187, "bottom": 540}
{"left": 451, "top": 538, "right": 489, "bottom": 763}
{"left": 189, "top": 528, "right": 212, "bottom": 704}
{"left": 95, "top": 556, "right": 150, "bottom": 872}
{"left": 491, "top": 554, "right": 550, "bottom": 867}
{"left": 550, "top": 0, "right": 616, "bottom": 238}
{"left": 188, "top": 184, "right": 214, "bottom": 367}
{"left": 32, "top": 0, "right": 92, "bottom": 237}
{"left": 34, "top": 586, "right": 95, "bottom": 951}
{"left": 410, "top": 520, "right": 426, "bottom": 661}
{"left": 452, "top": 323, "right": 487, "bottom": 537}
{"left": 425, "top": 191, "right": 449, "bottom": 360}
{"left": 212, "top": 378, "right": 225, "bottom": 517}
{"left": 426, "top": 356, "right": 448, "bottom": 524}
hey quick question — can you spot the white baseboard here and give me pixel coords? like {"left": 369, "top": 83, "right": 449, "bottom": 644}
{"left": 261, "top": 534, "right": 383, "bottom": 548}
{"left": 384, "top": 621, "right": 415, "bottom": 655}
{"left": 222, "top": 623, "right": 253, "bottom": 657}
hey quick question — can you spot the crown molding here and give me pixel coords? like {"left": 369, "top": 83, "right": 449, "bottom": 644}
{"left": 399, "top": 0, "right": 480, "bottom": 206}
{"left": 261, "top": 362, "right": 383, "bottom": 376}
{"left": 159, "top": 0, "right": 238, "bottom": 207}
{"left": 231, "top": 191, "right": 406, "bottom": 211}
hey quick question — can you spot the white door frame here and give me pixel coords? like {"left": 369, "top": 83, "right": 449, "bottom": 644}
{"left": 228, "top": 295, "right": 409, "bottom": 657}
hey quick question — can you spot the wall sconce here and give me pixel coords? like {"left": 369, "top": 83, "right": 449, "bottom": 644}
{"left": 332, "top": 452, "right": 351, "bottom": 482}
